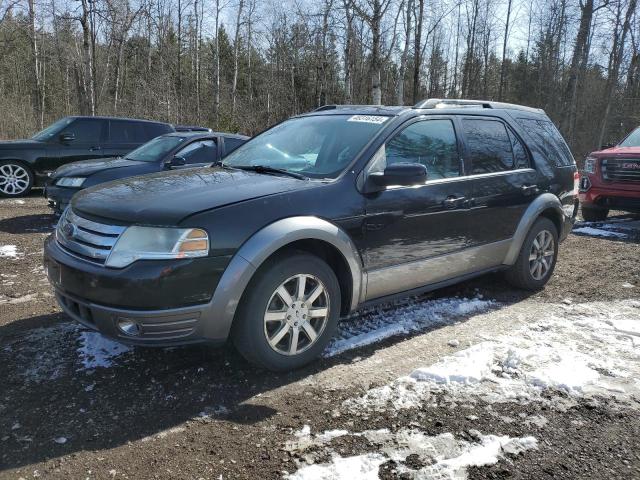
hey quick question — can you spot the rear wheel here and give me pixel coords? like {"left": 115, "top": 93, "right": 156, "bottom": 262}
{"left": 232, "top": 252, "right": 341, "bottom": 371}
{"left": 505, "top": 217, "right": 558, "bottom": 290}
{"left": 0, "top": 161, "right": 33, "bottom": 197}
{"left": 581, "top": 206, "right": 609, "bottom": 222}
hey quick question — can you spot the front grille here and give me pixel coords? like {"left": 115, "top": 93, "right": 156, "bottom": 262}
{"left": 601, "top": 158, "right": 640, "bottom": 182}
{"left": 56, "top": 209, "right": 126, "bottom": 264}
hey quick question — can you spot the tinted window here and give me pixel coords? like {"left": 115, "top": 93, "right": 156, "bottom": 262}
{"left": 177, "top": 140, "right": 217, "bottom": 164}
{"left": 224, "top": 137, "right": 245, "bottom": 154}
{"left": 109, "top": 121, "right": 148, "bottom": 143}
{"left": 126, "top": 136, "right": 187, "bottom": 162}
{"left": 145, "top": 123, "right": 173, "bottom": 139}
{"left": 462, "top": 119, "right": 514, "bottom": 174}
{"left": 516, "top": 118, "right": 575, "bottom": 166}
{"left": 32, "top": 117, "right": 74, "bottom": 141}
{"left": 385, "top": 120, "right": 460, "bottom": 179}
{"left": 59, "top": 119, "right": 104, "bottom": 143}
{"left": 508, "top": 129, "right": 529, "bottom": 169}
{"left": 618, "top": 127, "right": 640, "bottom": 147}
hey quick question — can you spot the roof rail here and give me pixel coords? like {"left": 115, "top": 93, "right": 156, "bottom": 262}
{"left": 413, "top": 98, "right": 544, "bottom": 114}
{"left": 312, "top": 104, "right": 382, "bottom": 112}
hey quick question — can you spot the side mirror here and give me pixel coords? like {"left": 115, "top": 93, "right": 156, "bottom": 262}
{"left": 167, "top": 156, "right": 186, "bottom": 168}
{"left": 601, "top": 143, "right": 615, "bottom": 150}
{"left": 369, "top": 162, "right": 427, "bottom": 188}
{"left": 59, "top": 133, "right": 75, "bottom": 143}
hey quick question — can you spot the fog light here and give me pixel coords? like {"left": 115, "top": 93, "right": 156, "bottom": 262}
{"left": 117, "top": 318, "right": 141, "bottom": 336}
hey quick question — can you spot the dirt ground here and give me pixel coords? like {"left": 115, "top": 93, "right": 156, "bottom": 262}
{"left": 0, "top": 193, "right": 639, "bottom": 479}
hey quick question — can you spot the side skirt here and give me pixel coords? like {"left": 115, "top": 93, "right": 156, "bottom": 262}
{"left": 364, "top": 239, "right": 511, "bottom": 302}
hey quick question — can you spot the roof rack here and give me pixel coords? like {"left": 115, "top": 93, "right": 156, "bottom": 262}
{"left": 413, "top": 98, "right": 544, "bottom": 114}
{"left": 313, "top": 104, "right": 383, "bottom": 112}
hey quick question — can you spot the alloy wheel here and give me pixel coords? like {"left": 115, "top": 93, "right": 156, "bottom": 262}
{"left": 263, "top": 274, "right": 330, "bottom": 356}
{"left": 0, "top": 164, "right": 30, "bottom": 195}
{"left": 529, "top": 229, "right": 555, "bottom": 281}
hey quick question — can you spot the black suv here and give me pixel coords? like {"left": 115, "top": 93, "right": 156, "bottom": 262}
{"left": 44, "top": 99, "right": 578, "bottom": 371}
{"left": 45, "top": 131, "right": 249, "bottom": 213}
{"left": 0, "top": 116, "right": 174, "bottom": 197}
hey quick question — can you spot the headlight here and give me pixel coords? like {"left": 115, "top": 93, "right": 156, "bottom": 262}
{"left": 56, "top": 177, "right": 86, "bottom": 187}
{"left": 105, "top": 226, "right": 209, "bottom": 268}
{"left": 583, "top": 157, "right": 597, "bottom": 174}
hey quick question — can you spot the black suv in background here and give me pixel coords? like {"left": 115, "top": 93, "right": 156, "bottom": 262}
{"left": 44, "top": 99, "right": 578, "bottom": 371}
{"left": 45, "top": 131, "right": 249, "bottom": 213}
{"left": 0, "top": 116, "right": 175, "bottom": 197}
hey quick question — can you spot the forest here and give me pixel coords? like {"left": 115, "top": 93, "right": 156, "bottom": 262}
{"left": 0, "top": 0, "right": 638, "bottom": 160}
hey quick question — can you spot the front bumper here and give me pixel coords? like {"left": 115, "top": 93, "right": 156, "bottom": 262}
{"left": 44, "top": 235, "right": 232, "bottom": 346}
{"left": 44, "top": 184, "right": 79, "bottom": 214}
{"left": 579, "top": 176, "right": 640, "bottom": 212}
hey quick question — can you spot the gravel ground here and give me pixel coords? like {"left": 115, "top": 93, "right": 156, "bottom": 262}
{"left": 0, "top": 193, "right": 639, "bottom": 479}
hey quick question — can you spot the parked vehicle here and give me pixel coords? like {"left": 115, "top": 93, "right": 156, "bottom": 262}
{"left": 579, "top": 126, "right": 640, "bottom": 221}
{"left": 45, "top": 131, "right": 249, "bottom": 213}
{"left": 44, "top": 99, "right": 578, "bottom": 371}
{"left": 0, "top": 116, "right": 177, "bottom": 197}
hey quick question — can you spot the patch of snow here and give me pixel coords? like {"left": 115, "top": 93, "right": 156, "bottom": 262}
{"left": 622, "top": 282, "right": 635, "bottom": 289}
{"left": 572, "top": 226, "right": 627, "bottom": 238}
{"left": 346, "top": 300, "right": 640, "bottom": 412}
{"left": 53, "top": 437, "right": 67, "bottom": 444}
{"left": 77, "top": 331, "right": 131, "bottom": 370}
{"left": 0, "top": 245, "right": 20, "bottom": 258}
{"left": 285, "top": 428, "right": 537, "bottom": 480}
{"left": 324, "top": 296, "right": 495, "bottom": 357}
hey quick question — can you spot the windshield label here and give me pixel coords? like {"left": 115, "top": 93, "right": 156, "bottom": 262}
{"left": 347, "top": 115, "right": 388, "bottom": 124}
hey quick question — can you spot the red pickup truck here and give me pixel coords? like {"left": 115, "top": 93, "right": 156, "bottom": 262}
{"left": 579, "top": 127, "right": 640, "bottom": 221}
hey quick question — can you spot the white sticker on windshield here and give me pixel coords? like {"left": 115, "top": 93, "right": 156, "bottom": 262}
{"left": 347, "top": 115, "right": 389, "bottom": 124}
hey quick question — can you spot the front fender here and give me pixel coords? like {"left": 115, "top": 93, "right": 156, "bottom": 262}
{"left": 201, "top": 216, "right": 364, "bottom": 341}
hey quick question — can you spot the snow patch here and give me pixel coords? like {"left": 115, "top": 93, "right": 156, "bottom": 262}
{"left": 286, "top": 453, "right": 386, "bottom": 480}
{"left": 572, "top": 226, "right": 627, "bottom": 238}
{"left": 0, "top": 245, "right": 20, "bottom": 258}
{"left": 77, "top": 331, "right": 131, "bottom": 370}
{"left": 324, "top": 296, "right": 495, "bottom": 357}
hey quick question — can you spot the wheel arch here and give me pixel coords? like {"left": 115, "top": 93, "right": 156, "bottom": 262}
{"left": 201, "top": 216, "right": 364, "bottom": 341}
{"left": 503, "top": 193, "right": 564, "bottom": 266}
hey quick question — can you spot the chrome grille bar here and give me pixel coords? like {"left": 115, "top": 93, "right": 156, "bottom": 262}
{"left": 602, "top": 158, "right": 640, "bottom": 182}
{"left": 56, "top": 209, "right": 126, "bottom": 264}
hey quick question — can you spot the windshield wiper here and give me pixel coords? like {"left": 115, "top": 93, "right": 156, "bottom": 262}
{"left": 230, "top": 164, "right": 308, "bottom": 180}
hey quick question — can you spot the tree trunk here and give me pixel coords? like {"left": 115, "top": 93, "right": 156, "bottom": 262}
{"left": 412, "top": 0, "right": 424, "bottom": 103}
{"left": 498, "top": 0, "right": 512, "bottom": 101}
{"left": 397, "top": 0, "right": 412, "bottom": 105}
{"left": 232, "top": 0, "right": 245, "bottom": 117}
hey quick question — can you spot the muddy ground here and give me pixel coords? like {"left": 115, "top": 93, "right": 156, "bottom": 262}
{"left": 0, "top": 193, "right": 639, "bottom": 479}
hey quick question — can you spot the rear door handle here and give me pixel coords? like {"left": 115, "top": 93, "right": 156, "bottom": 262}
{"left": 443, "top": 196, "right": 466, "bottom": 209}
{"left": 89, "top": 146, "right": 102, "bottom": 151}
{"left": 521, "top": 184, "right": 538, "bottom": 195}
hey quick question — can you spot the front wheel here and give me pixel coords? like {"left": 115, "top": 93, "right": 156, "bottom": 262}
{"left": 581, "top": 206, "right": 609, "bottom": 222}
{"left": 232, "top": 252, "right": 341, "bottom": 371}
{"left": 505, "top": 217, "right": 558, "bottom": 290}
{"left": 0, "top": 161, "right": 34, "bottom": 197}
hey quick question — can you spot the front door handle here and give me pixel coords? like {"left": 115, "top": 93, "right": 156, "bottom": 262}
{"left": 521, "top": 184, "right": 538, "bottom": 195}
{"left": 89, "top": 146, "right": 102, "bottom": 151}
{"left": 443, "top": 196, "right": 466, "bottom": 209}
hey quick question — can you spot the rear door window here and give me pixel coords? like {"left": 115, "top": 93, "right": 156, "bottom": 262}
{"left": 109, "top": 120, "right": 149, "bottom": 143}
{"left": 508, "top": 129, "right": 530, "bottom": 169}
{"left": 145, "top": 123, "right": 173, "bottom": 140}
{"left": 177, "top": 140, "right": 217, "bottom": 164}
{"left": 462, "top": 118, "right": 514, "bottom": 174}
{"left": 384, "top": 119, "right": 461, "bottom": 180}
{"left": 516, "top": 118, "right": 575, "bottom": 166}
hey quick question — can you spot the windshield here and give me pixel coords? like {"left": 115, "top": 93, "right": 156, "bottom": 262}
{"left": 222, "top": 114, "right": 389, "bottom": 179}
{"left": 619, "top": 127, "right": 640, "bottom": 147}
{"left": 31, "top": 117, "right": 74, "bottom": 141}
{"left": 126, "top": 136, "right": 186, "bottom": 162}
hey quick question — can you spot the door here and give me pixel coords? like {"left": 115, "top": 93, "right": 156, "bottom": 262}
{"left": 362, "top": 117, "right": 477, "bottom": 300}
{"left": 55, "top": 118, "right": 107, "bottom": 169}
{"left": 458, "top": 116, "right": 539, "bottom": 245}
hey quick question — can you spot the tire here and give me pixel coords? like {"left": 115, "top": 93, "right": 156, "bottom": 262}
{"left": 581, "top": 206, "right": 609, "bottom": 222}
{"left": 505, "top": 217, "right": 558, "bottom": 290}
{"left": 0, "top": 160, "right": 34, "bottom": 197}
{"left": 232, "top": 252, "right": 341, "bottom": 371}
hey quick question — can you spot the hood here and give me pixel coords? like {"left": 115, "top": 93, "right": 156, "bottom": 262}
{"left": 72, "top": 167, "right": 308, "bottom": 225}
{"left": 52, "top": 157, "right": 145, "bottom": 179}
{"left": 0, "top": 139, "right": 44, "bottom": 149}
{"left": 592, "top": 146, "right": 640, "bottom": 157}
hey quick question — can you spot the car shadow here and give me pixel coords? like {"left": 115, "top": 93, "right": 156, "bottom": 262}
{"left": 0, "top": 213, "right": 58, "bottom": 234}
{"left": 0, "top": 276, "right": 536, "bottom": 471}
